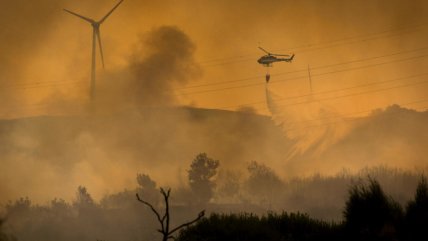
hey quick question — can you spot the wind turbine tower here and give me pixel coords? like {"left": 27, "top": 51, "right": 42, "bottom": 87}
{"left": 64, "top": 0, "right": 124, "bottom": 101}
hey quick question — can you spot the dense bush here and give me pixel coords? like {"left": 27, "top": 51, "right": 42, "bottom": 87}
{"left": 177, "top": 212, "right": 343, "bottom": 241}
{"left": 3, "top": 167, "right": 428, "bottom": 241}
{"left": 178, "top": 177, "right": 428, "bottom": 241}
{"left": 405, "top": 177, "right": 428, "bottom": 241}
{"left": 343, "top": 179, "right": 404, "bottom": 240}
{"left": 0, "top": 218, "right": 16, "bottom": 241}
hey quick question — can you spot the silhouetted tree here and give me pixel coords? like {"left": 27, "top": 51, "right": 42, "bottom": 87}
{"left": 188, "top": 153, "right": 220, "bottom": 204}
{"left": 5, "top": 197, "right": 31, "bottom": 215}
{"left": 73, "top": 186, "right": 97, "bottom": 214}
{"left": 137, "top": 173, "right": 157, "bottom": 190}
{"left": 75, "top": 186, "right": 94, "bottom": 204}
{"left": 216, "top": 170, "right": 242, "bottom": 202}
{"left": 405, "top": 177, "right": 428, "bottom": 241}
{"left": 136, "top": 188, "right": 204, "bottom": 241}
{"left": 344, "top": 179, "right": 403, "bottom": 241}
{"left": 100, "top": 189, "right": 136, "bottom": 209}
{"left": 137, "top": 173, "right": 159, "bottom": 204}
{"left": 0, "top": 218, "right": 16, "bottom": 241}
{"left": 245, "top": 161, "right": 283, "bottom": 207}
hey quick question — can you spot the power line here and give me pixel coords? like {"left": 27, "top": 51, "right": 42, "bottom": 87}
{"left": 12, "top": 45, "right": 423, "bottom": 93}
{"left": 200, "top": 23, "right": 427, "bottom": 67}
{"left": 199, "top": 21, "right": 425, "bottom": 64}
{"left": 2, "top": 29, "right": 426, "bottom": 94}
{"left": 220, "top": 72, "right": 428, "bottom": 109}
{"left": 273, "top": 79, "right": 428, "bottom": 109}
{"left": 178, "top": 45, "right": 428, "bottom": 91}
{"left": 281, "top": 102, "right": 428, "bottom": 132}
{"left": 1, "top": 80, "right": 86, "bottom": 90}
{"left": 2, "top": 24, "right": 427, "bottom": 115}
{"left": 6, "top": 64, "right": 426, "bottom": 116}
{"left": 178, "top": 52, "right": 428, "bottom": 96}
{"left": 245, "top": 98, "right": 428, "bottom": 131}
{"left": 274, "top": 98, "right": 428, "bottom": 127}
{"left": 280, "top": 54, "right": 428, "bottom": 83}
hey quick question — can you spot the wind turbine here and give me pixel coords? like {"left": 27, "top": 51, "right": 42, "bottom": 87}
{"left": 64, "top": 0, "right": 124, "bottom": 101}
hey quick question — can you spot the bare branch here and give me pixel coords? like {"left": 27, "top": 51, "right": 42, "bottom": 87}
{"left": 168, "top": 210, "right": 205, "bottom": 235}
{"left": 160, "top": 188, "right": 171, "bottom": 198}
{"left": 138, "top": 188, "right": 203, "bottom": 241}
{"left": 160, "top": 188, "right": 170, "bottom": 223}
{"left": 164, "top": 188, "right": 171, "bottom": 235}
{"left": 136, "top": 193, "right": 163, "bottom": 226}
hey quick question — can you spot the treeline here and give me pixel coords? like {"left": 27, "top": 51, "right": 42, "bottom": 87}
{"left": 0, "top": 153, "right": 221, "bottom": 241}
{"left": 0, "top": 218, "right": 16, "bottom": 241}
{"left": 1, "top": 153, "right": 427, "bottom": 241}
{"left": 177, "top": 178, "right": 428, "bottom": 241}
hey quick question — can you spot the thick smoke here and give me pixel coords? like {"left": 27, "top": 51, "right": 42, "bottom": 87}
{"left": 88, "top": 25, "right": 201, "bottom": 113}
{"left": 124, "top": 26, "right": 201, "bottom": 106}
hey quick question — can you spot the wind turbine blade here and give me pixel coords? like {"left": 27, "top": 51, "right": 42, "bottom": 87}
{"left": 99, "top": 0, "right": 124, "bottom": 24}
{"left": 63, "top": 9, "right": 94, "bottom": 23}
{"left": 96, "top": 28, "right": 105, "bottom": 69}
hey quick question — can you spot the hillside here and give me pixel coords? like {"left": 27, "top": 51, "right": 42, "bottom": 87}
{"left": 1, "top": 105, "right": 427, "bottom": 204}
{"left": 0, "top": 107, "right": 291, "bottom": 203}
{"left": 286, "top": 105, "right": 428, "bottom": 175}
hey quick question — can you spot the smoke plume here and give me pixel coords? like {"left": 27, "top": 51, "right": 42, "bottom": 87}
{"left": 90, "top": 25, "right": 201, "bottom": 112}
{"left": 126, "top": 26, "right": 201, "bottom": 106}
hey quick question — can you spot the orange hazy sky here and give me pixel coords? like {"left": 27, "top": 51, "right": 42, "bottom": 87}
{"left": 2, "top": 0, "right": 428, "bottom": 203}
{"left": 1, "top": 0, "right": 428, "bottom": 118}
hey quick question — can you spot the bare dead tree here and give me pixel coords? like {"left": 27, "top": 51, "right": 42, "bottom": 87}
{"left": 136, "top": 188, "right": 205, "bottom": 241}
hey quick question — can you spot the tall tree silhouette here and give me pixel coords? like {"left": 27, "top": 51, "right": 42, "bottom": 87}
{"left": 188, "top": 153, "right": 219, "bottom": 204}
{"left": 405, "top": 177, "right": 428, "bottom": 241}
{"left": 0, "top": 218, "right": 15, "bottom": 241}
{"left": 344, "top": 179, "right": 403, "bottom": 241}
{"left": 74, "top": 186, "right": 95, "bottom": 209}
{"left": 245, "top": 161, "right": 283, "bottom": 207}
{"left": 136, "top": 188, "right": 204, "bottom": 241}
{"left": 137, "top": 173, "right": 159, "bottom": 205}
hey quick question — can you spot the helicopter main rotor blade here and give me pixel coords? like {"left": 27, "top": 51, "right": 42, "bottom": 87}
{"left": 258, "top": 46, "right": 270, "bottom": 55}
{"left": 99, "top": 0, "right": 124, "bottom": 24}
{"left": 63, "top": 9, "right": 94, "bottom": 24}
{"left": 272, "top": 54, "right": 291, "bottom": 57}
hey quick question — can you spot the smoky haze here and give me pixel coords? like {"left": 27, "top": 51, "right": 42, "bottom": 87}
{"left": 0, "top": 2, "right": 428, "bottom": 240}
{"left": 1, "top": 0, "right": 428, "bottom": 116}
{"left": 0, "top": 108, "right": 290, "bottom": 203}
{"left": 0, "top": 0, "right": 68, "bottom": 113}
{"left": 0, "top": 0, "right": 427, "bottom": 203}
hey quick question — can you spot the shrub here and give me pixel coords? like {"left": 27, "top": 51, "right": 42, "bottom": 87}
{"left": 405, "top": 177, "right": 428, "bottom": 241}
{"left": 343, "top": 179, "right": 403, "bottom": 241}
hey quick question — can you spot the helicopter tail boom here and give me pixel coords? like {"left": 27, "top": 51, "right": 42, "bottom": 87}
{"left": 279, "top": 54, "right": 294, "bottom": 62}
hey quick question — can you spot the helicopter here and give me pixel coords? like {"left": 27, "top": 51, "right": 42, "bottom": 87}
{"left": 257, "top": 47, "right": 294, "bottom": 67}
